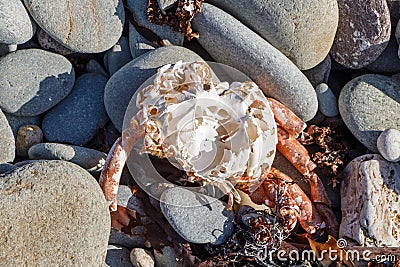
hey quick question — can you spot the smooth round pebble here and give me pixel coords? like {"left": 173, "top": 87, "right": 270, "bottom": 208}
{"left": 0, "top": 109, "right": 15, "bottom": 163}
{"left": 42, "top": 73, "right": 109, "bottom": 145}
{"left": 0, "top": 49, "right": 75, "bottom": 116}
{"left": 105, "top": 36, "right": 132, "bottom": 76}
{"left": 16, "top": 125, "right": 43, "bottom": 157}
{"left": 160, "top": 187, "right": 234, "bottom": 245}
{"left": 36, "top": 28, "right": 73, "bottom": 55}
{"left": 28, "top": 143, "right": 107, "bottom": 173}
{"left": 104, "top": 245, "right": 133, "bottom": 267}
{"left": 377, "top": 129, "right": 400, "bottom": 162}
{"left": 315, "top": 83, "right": 339, "bottom": 117}
{"left": 104, "top": 46, "right": 203, "bottom": 131}
{"left": 4, "top": 113, "right": 41, "bottom": 139}
{"left": 0, "top": 0, "right": 36, "bottom": 44}
{"left": 24, "top": 0, "right": 125, "bottom": 53}
{"left": 0, "top": 160, "right": 110, "bottom": 266}
{"left": 130, "top": 248, "right": 155, "bottom": 267}
{"left": 339, "top": 74, "right": 400, "bottom": 152}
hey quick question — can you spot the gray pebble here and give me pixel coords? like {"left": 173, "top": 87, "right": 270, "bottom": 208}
{"left": 42, "top": 73, "right": 109, "bottom": 145}
{"left": 377, "top": 129, "right": 400, "bottom": 162}
{"left": 104, "top": 46, "right": 203, "bottom": 131}
{"left": 36, "top": 28, "right": 73, "bottom": 55}
{"left": 302, "top": 55, "right": 331, "bottom": 87}
{"left": 105, "top": 36, "right": 132, "bottom": 76}
{"left": 116, "top": 185, "right": 134, "bottom": 208}
{"left": 0, "top": 0, "right": 36, "bottom": 44}
{"left": 108, "top": 229, "right": 146, "bottom": 249}
{"left": 339, "top": 74, "right": 400, "bottom": 152}
{"left": 104, "top": 245, "right": 133, "bottom": 267}
{"left": 23, "top": 0, "right": 124, "bottom": 53}
{"left": 0, "top": 109, "right": 15, "bottom": 163}
{"left": 0, "top": 49, "right": 75, "bottom": 116}
{"left": 86, "top": 59, "right": 109, "bottom": 78}
{"left": 0, "top": 160, "right": 110, "bottom": 266}
{"left": 128, "top": 22, "right": 157, "bottom": 59}
{"left": 192, "top": 3, "right": 318, "bottom": 121}
{"left": 160, "top": 187, "right": 234, "bottom": 245}
{"left": 28, "top": 142, "right": 107, "bottom": 173}
{"left": 365, "top": 34, "right": 400, "bottom": 73}
{"left": 0, "top": 163, "right": 16, "bottom": 174}
{"left": 154, "top": 246, "right": 182, "bottom": 267}
{"left": 4, "top": 112, "right": 41, "bottom": 139}
{"left": 315, "top": 83, "right": 339, "bottom": 117}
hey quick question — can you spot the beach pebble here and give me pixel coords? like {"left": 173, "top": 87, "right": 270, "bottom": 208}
{"left": 108, "top": 229, "right": 146, "bottom": 249}
{"left": 4, "top": 112, "right": 41, "bottom": 139}
{"left": 42, "top": 73, "right": 109, "bottom": 145}
{"left": 192, "top": 3, "right": 318, "bottom": 121}
{"left": 365, "top": 35, "right": 400, "bottom": 73}
{"left": 0, "top": 163, "right": 16, "bottom": 174}
{"left": 377, "top": 129, "right": 400, "bottom": 162}
{"left": 86, "top": 59, "right": 109, "bottom": 78}
{"left": 36, "top": 28, "right": 73, "bottom": 55}
{"left": 126, "top": 0, "right": 183, "bottom": 46}
{"left": 23, "top": 0, "right": 124, "bottom": 53}
{"left": 104, "top": 245, "right": 133, "bottom": 267}
{"left": 0, "top": 49, "right": 75, "bottom": 116}
{"left": 105, "top": 36, "right": 132, "bottom": 76}
{"left": 16, "top": 125, "right": 43, "bottom": 157}
{"left": 207, "top": 0, "right": 338, "bottom": 70}
{"left": 315, "top": 83, "right": 339, "bottom": 117}
{"left": 128, "top": 22, "right": 157, "bottom": 59}
{"left": 28, "top": 143, "right": 107, "bottom": 173}
{"left": 340, "top": 154, "right": 400, "bottom": 247}
{"left": 0, "top": 0, "right": 36, "bottom": 44}
{"left": 303, "top": 55, "right": 331, "bottom": 87}
{"left": 154, "top": 246, "right": 182, "bottom": 267}
{"left": 130, "top": 248, "right": 155, "bottom": 267}
{"left": 0, "top": 109, "right": 15, "bottom": 163}
{"left": 331, "top": 0, "right": 391, "bottom": 69}
{"left": 160, "top": 187, "right": 234, "bottom": 245}
{"left": 104, "top": 46, "right": 203, "bottom": 131}
{"left": 0, "top": 160, "right": 110, "bottom": 265}
{"left": 116, "top": 185, "right": 134, "bottom": 208}
{"left": 339, "top": 74, "right": 400, "bottom": 152}
{"left": 0, "top": 43, "right": 17, "bottom": 56}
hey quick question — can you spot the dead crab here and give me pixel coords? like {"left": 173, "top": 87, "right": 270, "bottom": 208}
{"left": 99, "top": 61, "right": 338, "bottom": 238}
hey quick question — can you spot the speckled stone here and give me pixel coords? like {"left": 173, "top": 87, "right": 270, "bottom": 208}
{"left": 0, "top": 160, "right": 110, "bottom": 265}
{"left": 128, "top": 22, "right": 157, "bottom": 59}
{"left": 0, "top": 0, "right": 36, "bottom": 44}
{"left": 104, "top": 245, "right": 133, "bottom": 267}
{"left": 104, "top": 46, "right": 203, "bottom": 131}
{"left": 365, "top": 34, "right": 400, "bottom": 73}
{"left": 207, "top": 0, "right": 338, "bottom": 70}
{"left": 36, "top": 28, "right": 73, "bottom": 55}
{"left": 0, "top": 49, "right": 75, "bottom": 116}
{"left": 105, "top": 36, "right": 132, "bottom": 76}
{"left": 4, "top": 113, "right": 41, "bottom": 139}
{"left": 0, "top": 109, "right": 15, "bottom": 164}
{"left": 130, "top": 248, "right": 154, "bottom": 267}
{"left": 303, "top": 55, "right": 332, "bottom": 87}
{"left": 340, "top": 154, "right": 400, "bottom": 247}
{"left": 16, "top": 125, "right": 43, "bottom": 157}
{"left": 42, "top": 73, "right": 109, "bottom": 145}
{"left": 339, "top": 74, "right": 400, "bottom": 152}
{"left": 315, "top": 83, "right": 339, "bottom": 117}
{"left": 23, "top": 0, "right": 124, "bottom": 53}
{"left": 377, "top": 129, "right": 400, "bottom": 162}
{"left": 192, "top": 3, "right": 318, "bottom": 121}
{"left": 331, "top": 0, "right": 391, "bottom": 69}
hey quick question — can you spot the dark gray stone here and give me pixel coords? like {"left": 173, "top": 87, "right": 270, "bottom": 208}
{"left": 160, "top": 187, "right": 234, "bottom": 245}
{"left": 0, "top": 109, "right": 15, "bottom": 163}
{"left": 0, "top": 49, "right": 75, "bottom": 116}
{"left": 315, "top": 83, "right": 339, "bottom": 117}
{"left": 42, "top": 73, "right": 109, "bottom": 145}
{"left": 4, "top": 113, "right": 41, "bottom": 139}
{"left": 104, "top": 46, "right": 203, "bottom": 131}
{"left": 0, "top": 160, "right": 110, "bottom": 266}
{"left": 303, "top": 55, "right": 331, "bottom": 87}
{"left": 365, "top": 34, "right": 400, "bottom": 73}
{"left": 86, "top": 59, "right": 109, "bottom": 78}
{"left": 23, "top": 0, "right": 125, "bottom": 53}
{"left": 108, "top": 229, "right": 146, "bottom": 249}
{"left": 0, "top": 163, "right": 16, "bottom": 174}
{"left": 338, "top": 74, "right": 400, "bottom": 152}
{"left": 192, "top": 3, "right": 318, "bottom": 121}
{"left": 105, "top": 36, "right": 132, "bottom": 76}
{"left": 128, "top": 22, "right": 157, "bottom": 59}
{"left": 104, "top": 245, "right": 133, "bottom": 267}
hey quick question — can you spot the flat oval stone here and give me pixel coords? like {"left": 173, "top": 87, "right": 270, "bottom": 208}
{"left": 0, "top": 49, "right": 75, "bottom": 116}
{"left": 315, "top": 83, "right": 339, "bottom": 117}
{"left": 207, "top": 0, "right": 338, "bottom": 70}
{"left": 331, "top": 0, "right": 391, "bottom": 69}
{"left": 42, "top": 73, "right": 108, "bottom": 145}
{"left": 160, "top": 187, "right": 234, "bottom": 245}
{"left": 377, "top": 129, "right": 400, "bottom": 162}
{"left": 192, "top": 3, "right": 318, "bottom": 121}
{"left": 0, "top": 160, "right": 110, "bottom": 265}
{"left": 0, "top": 0, "right": 36, "bottom": 44}
{"left": 0, "top": 109, "right": 15, "bottom": 163}
{"left": 23, "top": 0, "right": 124, "bottom": 53}
{"left": 339, "top": 74, "right": 400, "bottom": 152}
{"left": 104, "top": 46, "right": 203, "bottom": 131}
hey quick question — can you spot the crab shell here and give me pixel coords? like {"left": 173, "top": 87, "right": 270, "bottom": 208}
{"left": 135, "top": 61, "right": 277, "bottom": 185}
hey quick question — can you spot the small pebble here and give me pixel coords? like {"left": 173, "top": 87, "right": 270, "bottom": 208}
{"left": 303, "top": 55, "right": 331, "bottom": 87}
{"left": 86, "top": 59, "right": 109, "bottom": 78}
{"left": 377, "top": 129, "right": 400, "bottom": 162}
{"left": 104, "top": 245, "right": 133, "bottom": 267}
{"left": 153, "top": 246, "right": 182, "bottom": 267}
{"left": 128, "top": 22, "right": 157, "bottom": 59}
{"left": 130, "top": 248, "right": 155, "bottom": 267}
{"left": 16, "top": 125, "right": 43, "bottom": 157}
{"left": 105, "top": 36, "right": 132, "bottom": 76}
{"left": 315, "top": 83, "right": 339, "bottom": 117}
{"left": 0, "top": 163, "right": 16, "bottom": 174}
{"left": 109, "top": 229, "right": 146, "bottom": 249}
{"left": 365, "top": 35, "right": 400, "bottom": 73}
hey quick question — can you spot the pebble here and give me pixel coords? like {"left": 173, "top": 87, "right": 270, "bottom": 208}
{"left": 377, "top": 129, "right": 400, "bottom": 162}
{"left": 0, "top": 0, "right": 36, "bottom": 44}
{"left": 302, "top": 55, "right": 332, "bottom": 87}
{"left": 28, "top": 143, "right": 107, "bottom": 173}
{"left": 0, "top": 109, "right": 15, "bottom": 164}
{"left": 365, "top": 35, "right": 400, "bottom": 73}
{"left": 86, "top": 59, "right": 109, "bottom": 78}
{"left": 128, "top": 22, "right": 157, "bottom": 59}
{"left": 104, "top": 46, "right": 203, "bottom": 131}
{"left": 116, "top": 185, "right": 134, "bottom": 208}
{"left": 160, "top": 187, "right": 234, "bottom": 245}
{"left": 153, "top": 246, "right": 182, "bottom": 267}
{"left": 0, "top": 49, "right": 75, "bottom": 116}
{"left": 0, "top": 43, "right": 17, "bottom": 56}
{"left": 338, "top": 74, "right": 400, "bottom": 152}
{"left": 42, "top": 73, "right": 109, "bottom": 145}
{"left": 23, "top": 0, "right": 125, "bottom": 53}
{"left": 0, "top": 160, "right": 110, "bottom": 265}
{"left": 104, "top": 245, "right": 133, "bottom": 267}
{"left": 130, "top": 248, "right": 155, "bottom": 267}
{"left": 16, "top": 125, "right": 43, "bottom": 157}
{"left": 4, "top": 112, "right": 41, "bottom": 139}
{"left": 126, "top": 0, "right": 183, "bottom": 46}
{"left": 0, "top": 163, "right": 16, "bottom": 174}
{"left": 207, "top": 0, "right": 338, "bottom": 70}
{"left": 192, "top": 3, "right": 318, "bottom": 121}
{"left": 105, "top": 36, "right": 132, "bottom": 76}
{"left": 340, "top": 154, "right": 400, "bottom": 247}
{"left": 388, "top": 0, "right": 400, "bottom": 27}
{"left": 108, "top": 229, "right": 146, "bottom": 249}
{"left": 315, "top": 83, "right": 339, "bottom": 117}
{"left": 331, "top": 0, "right": 391, "bottom": 69}
{"left": 36, "top": 28, "right": 73, "bottom": 55}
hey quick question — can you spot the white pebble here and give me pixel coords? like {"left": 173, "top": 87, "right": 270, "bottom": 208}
{"left": 377, "top": 129, "right": 400, "bottom": 162}
{"left": 130, "top": 248, "right": 154, "bottom": 267}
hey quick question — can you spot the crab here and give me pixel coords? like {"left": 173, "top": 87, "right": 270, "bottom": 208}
{"left": 99, "top": 61, "right": 338, "bottom": 238}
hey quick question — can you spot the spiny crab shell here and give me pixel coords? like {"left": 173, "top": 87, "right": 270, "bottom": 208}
{"left": 135, "top": 61, "right": 277, "bottom": 185}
